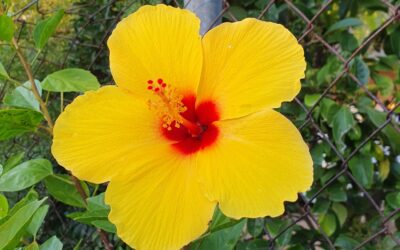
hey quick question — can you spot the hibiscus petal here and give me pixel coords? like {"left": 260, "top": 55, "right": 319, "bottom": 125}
{"left": 108, "top": 4, "right": 202, "bottom": 97}
{"left": 105, "top": 155, "right": 215, "bottom": 250}
{"left": 198, "top": 18, "right": 306, "bottom": 120}
{"left": 197, "top": 109, "right": 313, "bottom": 219}
{"left": 52, "top": 86, "right": 168, "bottom": 183}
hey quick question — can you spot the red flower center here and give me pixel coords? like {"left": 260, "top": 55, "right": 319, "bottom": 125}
{"left": 161, "top": 95, "right": 220, "bottom": 155}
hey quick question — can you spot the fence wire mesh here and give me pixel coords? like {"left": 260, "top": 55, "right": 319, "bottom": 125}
{"left": 1, "top": 0, "right": 399, "bottom": 249}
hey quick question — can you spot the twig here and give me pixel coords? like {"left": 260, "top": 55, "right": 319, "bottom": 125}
{"left": 12, "top": 37, "right": 54, "bottom": 132}
{"left": 71, "top": 175, "right": 114, "bottom": 250}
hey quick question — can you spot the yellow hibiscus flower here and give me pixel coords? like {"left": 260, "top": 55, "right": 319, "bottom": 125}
{"left": 52, "top": 4, "right": 313, "bottom": 250}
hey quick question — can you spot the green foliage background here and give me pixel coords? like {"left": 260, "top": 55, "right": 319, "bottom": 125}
{"left": 0, "top": 0, "right": 399, "bottom": 249}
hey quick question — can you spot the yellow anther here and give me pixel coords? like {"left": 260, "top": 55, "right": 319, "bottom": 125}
{"left": 147, "top": 80, "right": 187, "bottom": 130}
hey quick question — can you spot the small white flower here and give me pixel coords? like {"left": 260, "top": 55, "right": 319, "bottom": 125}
{"left": 394, "top": 115, "right": 400, "bottom": 124}
{"left": 360, "top": 215, "right": 366, "bottom": 224}
{"left": 371, "top": 157, "right": 377, "bottom": 164}
{"left": 327, "top": 162, "right": 337, "bottom": 169}
{"left": 375, "top": 105, "right": 384, "bottom": 112}
{"left": 355, "top": 114, "right": 364, "bottom": 123}
{"left": 396, "top": 155, "right": 400, "bottom": 163}
{"left": 350, "top": 105, "right": 358, "bottom": 113}
{"left": 346, "top": 183, "right": 353, "bottom": 190}
{"left": 383, "top": 146, "right": 390, "bottom": 156}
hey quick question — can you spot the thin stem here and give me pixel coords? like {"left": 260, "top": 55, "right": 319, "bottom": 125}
{"left": 45, "top": 91, "right": 50, "bottom": 105}
{"left": 12, "top": 38, "right": 54, "bottom": 131}
{"left": 8, "top": 77, "right": 34, "bottom": 91}
{"left": 30, "top": 49, "right": 41, "bottom": 65}
{"left": 7, "top": 77, "right": 23, "bottom": 87}
{"left": 60, "top": 92, "right": 64, "bottom": 112}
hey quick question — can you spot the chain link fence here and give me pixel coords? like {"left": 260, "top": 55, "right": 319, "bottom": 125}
{"left": 1, "top": 0, "right": 399, "bottom": 249}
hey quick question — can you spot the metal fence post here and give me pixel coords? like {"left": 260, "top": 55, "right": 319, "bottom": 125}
{"left": 184, "top": 0, "right": 222, "bottom": 35}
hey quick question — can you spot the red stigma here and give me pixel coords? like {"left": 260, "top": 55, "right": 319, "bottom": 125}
{"left": 154, "top": 87, "right": 160, "bottom": 92}
{"left": 161, "top": 95, "right": 220, "bottom": 155}
{"left": 147, "top": 86, "right": 153, "bottom": 90}
{"left": 162, "top": 83, "right": 167, "bottom": 88}
{"left": 157, "top": 79, "right": 163, "bottom": 84}
{"left": 147, "top": 80, "right": 153, "bottom": 84}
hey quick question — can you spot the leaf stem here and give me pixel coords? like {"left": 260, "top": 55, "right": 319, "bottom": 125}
{"left": 30, "top": 49, "right": 42, "bottom": 65}
{"left": 60, "top": 92, "right": 64, "bottom": 112}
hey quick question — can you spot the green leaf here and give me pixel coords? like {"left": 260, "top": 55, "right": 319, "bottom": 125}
{"left": 91, "top": 220, "right": 116, "bottom": 233}
{"left": 319, "top": 212, "right": 337, "bottom": 236}
{"left": 39, "top": 236, "right": 63, "bottom": 250}
{"left": 0, "top": 61, "right": 9, "bottom": 79}
{"left": 373, "top": 74, "right": 394, "bottom": 97}
{"left": 6, "top": 189, "right": 38, "bottom": 219}
{"left": 349, "top": 155, "right": 374, "bottom": 189}
{"left": 340, "top": 32, "right": 359, "bottom": 51}
{"left": 390, "top": 28, "right": 400, "bottom": 58}
{"left": 304, "top": 94, "right": 321, "bottom": 107}
{"left": 265, "top": 218, "right": 295, "bottom": 246}
{"left": 3, "top": 152, "right": 25, "bottom": 173}
{"left": 0, "top": 109, "right": 43, "bottom": 141}
{"left": 327, "top": 184, "right": 347, "bottom": 202}
{"left": 227, "top": 6, "right": 247, "bottom": 20}
{"left": 366, "top": 108, "right": 400, "bottom": 154}
{"left": 236, "top": 239, "right": 269, "bottom": 250}
{"left": 208, "top": 207, "right": 244, "bottom": 234}
{"left": 312, "top": 198, "right": 331, "bottom": 215}
{"left": 0, "top": 194, "right": 8, "bottom": 219}
{"left": 0, "top": 198, "right": 46, "bottom": 249}
{"left": 247, "top": 218, "right": 264, "bottom": 237}
{"left": 335, "top": 234, "right": 360, "bottom": 250}
{"left": 351, "top": 57, "right": 370, "bottom": 85}
{"left": 41, "top": 68, "right": 100, "bottom": 92}
{"left": 378, "top": 159, "right": 390, "bottom": 181}
{"left": 0, "top": 158, "right": 53, "bottom": 192}
{"left": 386, "top": 192, "right": 400, "bottom": 210}
{"left": 44, "top": 174, "right": 88, "bottom": 208}
{"left": 33, "top": 9, "right": 64, "bottom": 49}
{"left": 67, "top": 192, "right": 110, "bottom": 224}
{"left": 326, "top": 18, "right": 362, "bottom": 34}
{"left": 26, "top": 205, "right": 49, "bottom": 238}
{"left": 3, "top": 80, "right": 42, "bottom": 112}
{"left": 190, "top": 219, "right": 246, "bottom": 250}
{"left": 0, "top": 15, "right": 15, "bottom": 41}
{"left": 320, "top": 98, "right": 339, "bottom": 122}
{"left": 25, "top": 241, "right": 39, "bottom": 250}
{"left": 330, "top": 106, "right": 356, "bottom": 152}
{"left": 86, "top": 192, "right": 109, "bottom": 211}
{"left": 331, "top": 203, "right": 348, "bottom": 227}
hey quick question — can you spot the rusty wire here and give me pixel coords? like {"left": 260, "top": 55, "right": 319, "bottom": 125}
{"left": 2, "top": 0, "right": 400, "bottom": 249}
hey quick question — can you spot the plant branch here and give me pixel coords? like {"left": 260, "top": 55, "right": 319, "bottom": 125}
{"left": 12, "top": 37, "right": 54, "bottom": 132}
{"left": 70, "top": 175, "right": 113, "bottom": 250}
